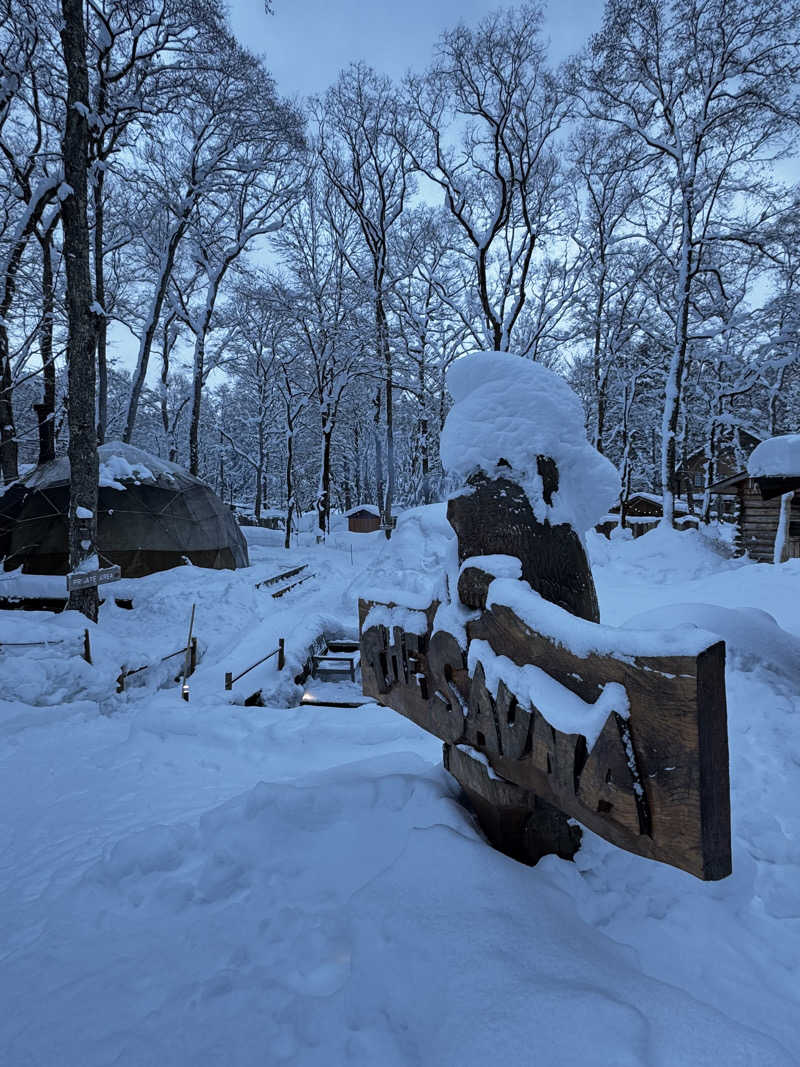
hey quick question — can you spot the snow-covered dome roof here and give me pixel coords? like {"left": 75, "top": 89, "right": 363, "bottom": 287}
{"left": 0, "top": 442, "right": 248, "bottom": 577}
{"left": 20, "top": 441, "right": 186, "bottom": 492}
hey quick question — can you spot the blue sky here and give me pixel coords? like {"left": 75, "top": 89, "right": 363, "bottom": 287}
{"left": 228, "top": 0, "right": 605, "bottom": 99}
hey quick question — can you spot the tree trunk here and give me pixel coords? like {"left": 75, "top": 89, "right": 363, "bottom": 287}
{"left": 34, "top": 221, "right": 58, "bottom": 464}
{"left": 317, "top": 421, "right": 332, "bottom": 535}
{"left": 353, "top": 420, "right": 361, "bottom": 504}
{"left": 0, "top": 189, "right": 59, "bottom": 482}
{"left": 378, "top": 294, "right": 393, "bottom": 538}
{"left": 0, "top": 348, "right": 18, "bottom": 484}
{"left": 774, "top": 492, "right": 793, "bottom": 565}
{"left": 124, "top": 216, "right": 191, "bottom": 443}
{"left": 618, "top": 378, "right": 636, "bottom": 531}
{"left": 284, "top": 416, "right": 294, "bottom": 550}
{"left": 592, "top": 259, "right": 607, "bottom": 453}
{"left": 373, "top": 387, "right": 384, "bottom": 514}
{"left": 255, "top": 456, "right": 264, "bottom": 520}
{"left": 661, "top": 207, "right": 693, "bottom": 528}
{"left": 189, "top": 333, "right": 204, "bottom": 476}
{"left": 417, "top": 357, "right": 430, "bottom": 504}
{"left": 160, "top": 314, "right": 174, "bottom": 446}
{"left": 700, "top": 408, "right": 719, "bottom": 525}
{"left": 342, "top": 450, "right": 352, "bottom": 512}
{"left": 61, "top": 0, "right": 99, "bottom": 621}
{"left": 217, "top": 428, "right": 224, "bottom": 497}
{"left": 93, "top": 170, "right": 107, "bottom": 444}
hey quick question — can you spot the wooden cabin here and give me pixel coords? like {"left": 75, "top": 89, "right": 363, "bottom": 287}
{"left": 234, "top": 507, "right": 286, "bottom": 530}
{"left": 346, "top": 505, "right": 381, "bottom": 534}
{"left": 595, "top": 492, "right": 697, "bottom": 539}
{"left": 708, "top": 472, "right": 800, "bottom": 561}
{"left": 679, "top": 431, "right": 760, "bottom": 494}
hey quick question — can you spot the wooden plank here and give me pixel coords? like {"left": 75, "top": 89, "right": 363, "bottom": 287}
{"left": 468, "top": 603, "right": 731, "bottom": 880}
{"left": 360, "top": 593, "right": 731, "bottom": 880}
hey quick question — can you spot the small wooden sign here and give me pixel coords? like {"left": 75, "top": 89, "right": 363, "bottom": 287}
{"left": 66, "top": 564, "right": 121, "bottom": 592}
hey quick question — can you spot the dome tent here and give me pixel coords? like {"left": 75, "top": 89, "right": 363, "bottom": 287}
{"left": 0, "top": 442, "right": 249, "bottom": 578}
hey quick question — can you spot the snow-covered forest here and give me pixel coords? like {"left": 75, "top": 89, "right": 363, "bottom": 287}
{"left": 3, "top": 2, "right": 800, "bottom": 1065}
{"left": 2, "top": 0, "right": 798, "bottom": 533}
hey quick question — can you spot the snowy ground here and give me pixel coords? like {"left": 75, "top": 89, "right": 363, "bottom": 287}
{"left": 1, "top": 516, "right": 799, "bottom": 1065}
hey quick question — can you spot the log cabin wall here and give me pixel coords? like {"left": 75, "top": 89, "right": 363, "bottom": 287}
{"left": 737, "top": 481, "right": 800, "bottom": 561}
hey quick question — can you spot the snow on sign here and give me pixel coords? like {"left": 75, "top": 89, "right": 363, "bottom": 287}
{"left": 66, "top": 564, "right": 122, "bottom": 592}
{"left": 359, "top": 353, "right": 731, "bottom": 881}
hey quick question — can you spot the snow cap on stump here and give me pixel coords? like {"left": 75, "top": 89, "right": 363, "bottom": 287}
{"left": 440, "top": 351, "right": 618, "bottom": 533}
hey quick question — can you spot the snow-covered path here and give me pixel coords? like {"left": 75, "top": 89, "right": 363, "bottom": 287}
{"left": 1, "top": 521, "right": 799, "bottom": 1065}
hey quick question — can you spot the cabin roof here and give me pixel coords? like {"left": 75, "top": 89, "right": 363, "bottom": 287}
{"left": 706, "top": 470, "right": 800, "bottom": 501}
{"left": 345, "top": 504, "right": 380, "bottom": 518}
{"left": 682, "top": 428, "right": 762, "bottom": 468}
{"left": 707, "top": 471, "right": 748, "bottom": 494}
{"left": 609, "top": 492, "right": 689, "bottom": 515}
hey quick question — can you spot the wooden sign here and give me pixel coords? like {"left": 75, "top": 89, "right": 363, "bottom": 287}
{"left": 358, "top": 476, "right": 732, "bottom": 882}
{"left": 66, "top": 564, "right": 121, "bottom": 591}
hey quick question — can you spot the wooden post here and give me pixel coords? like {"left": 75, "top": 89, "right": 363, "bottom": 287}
{"left": 181, "top": 602, "right": 195, "bottom": 702}
{"left": 278, "top": 638, "right": 285, "bottom": 671}
{"left": 82, "top": 627, "right": 92, "bottom": 665}
{"left": 190, "top": 636, "right": 198, "bottom": 675}
{"left": 225, "top": 671, "right": 233, "bottom": 691}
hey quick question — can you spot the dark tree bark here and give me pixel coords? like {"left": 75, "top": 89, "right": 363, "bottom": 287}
{"left": 93, "top": 171, "right": 107, "bottom": 444}
{"left": 125, "top": 208, "right": 192, "bottom": 444}
{"left": 317, "top": 419, "right": 332, "bottom": 535}
{"left": 373, "top": 387, "right": 384, "bottom": 514}
{"left": 34, "top": 215, "right": 59, "bottom": 464}
{"left": 189, "top": 333, "right": 205, "bottom": 475}
{"left": 0, "top": 193, "right": 58, "bottom": 482}
{"left": 61, "top": 0, "right": 99, "bottom": 620}
{"left": 378, "top": 293, "right": 393, "bottom": 537}
{"left": 0, "top": 352, "right": 18, "bottom": 484}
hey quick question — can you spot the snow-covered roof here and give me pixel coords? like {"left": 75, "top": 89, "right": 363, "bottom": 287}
{"left": 628, "top": 492, "right": 689, "bottom": 514}
{"left": 345, "top": 504, "right": 380, "bottom": 518}
{"left": 747, "top": 435, "right": 800, "bottom": 478}
{"left": 19, "top": 442, "right": 187, "bottom": 492}
{"left": 440, "top": 352, "right": 618, "bottom": 534}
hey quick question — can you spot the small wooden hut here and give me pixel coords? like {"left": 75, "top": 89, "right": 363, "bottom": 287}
{"left": 709, "top": 472, "right": 800, "bottom": 562}
{"left": 707, "top": 434, "right": 800, "bottom": 562}
{"left": 595, "top": 492, "right": 697, "bottom": 539}
{"left": 346, "top": 505, "right": 381, "bottom": 534}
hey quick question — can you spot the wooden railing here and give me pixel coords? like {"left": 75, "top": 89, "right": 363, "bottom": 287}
{"left": 0, "top": 628, "right": 93, "bottom": 664}
{"left": 225, "top": 638, "right": 285, "bottom": 691}
{"left": 117, "top": 637, "right": 198, "bottom": 694}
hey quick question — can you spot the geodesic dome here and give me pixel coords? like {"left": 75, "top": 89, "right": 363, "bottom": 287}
{"left": 0, "top": 442, "right": 249, "bottom": 578}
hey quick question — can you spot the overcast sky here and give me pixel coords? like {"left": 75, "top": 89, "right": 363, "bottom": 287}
{"left": 228, "top": 1, "right": 604, "bottom": 100}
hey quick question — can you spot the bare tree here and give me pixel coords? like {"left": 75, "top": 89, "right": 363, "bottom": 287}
{"left": 580, "top": 0, "right": 800, "bottom": 525}
{"left": 60, "top": 0, "right": 99, "bottom": 619}
{"left": 0, "top": 0, "right": 61, "bottom": 481}
{"left": 571, "top": 124, "right": 656, "bottom": 453}
{"left": 315, "top": 64, "right": 411, "bottom": 533}
{"left": 167, "top": 46, "right": 303, "bottom": 474}
{"left": 276, "top": 172, "right": 365, "bottom": 534}
{"left": 404, "top": 3, "right": 571, "bottom": 354}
